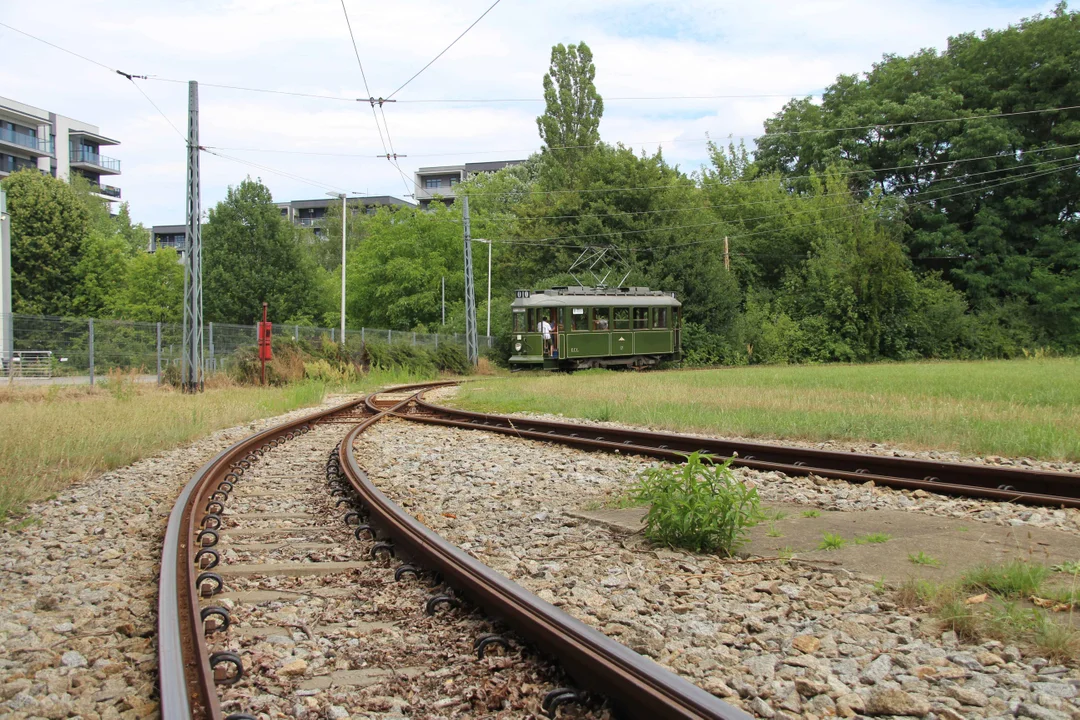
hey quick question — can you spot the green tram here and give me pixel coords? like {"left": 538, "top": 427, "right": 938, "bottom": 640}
{"left": 509, "top": 287, "right": 682, "bottom": 370}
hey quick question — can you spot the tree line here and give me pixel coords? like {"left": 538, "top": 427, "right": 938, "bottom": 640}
{"left": 2, "top": 4, "right": 1076, "bottom": 364}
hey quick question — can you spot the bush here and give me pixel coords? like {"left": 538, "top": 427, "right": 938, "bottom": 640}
{"left": 363, "top": 340, "right": 471, "bottom": 376}
{"left": 632, "top": 452, "right": 760, "bottom": 555}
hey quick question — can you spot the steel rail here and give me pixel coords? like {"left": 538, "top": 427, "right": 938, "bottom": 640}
{"left": 339, "top": 390, "right": 751, "bottom": 720}
{"left": 403, "top": 398, "right": 1080, "bottom": 508}
{"left": 159, "top": 382, "right": 453, "bottom": 720}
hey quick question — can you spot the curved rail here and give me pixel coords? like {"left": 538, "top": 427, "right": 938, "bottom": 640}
{"left": 159, "top": 382, "right": 453, "bottom": 720}
{"left": 338, "top": 390, "right": 751, "bottom": 720}
{"left": 403, "top": 397, "right": 1080, "bottom": 508}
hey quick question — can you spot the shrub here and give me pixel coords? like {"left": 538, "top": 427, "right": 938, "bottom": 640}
{"left": 631, "top": 452, "right": 760, "bottom": 555}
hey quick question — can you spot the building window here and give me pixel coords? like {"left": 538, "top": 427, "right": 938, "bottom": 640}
{"left": 449, "top": 177, "right": 459, "bottom": 186}
{"left": 425, "top": 178, "right": 441, "bottom": 189}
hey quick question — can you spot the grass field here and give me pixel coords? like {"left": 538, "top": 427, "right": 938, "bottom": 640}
{"left": 453, "top": 359, "right": 1080, "bottom": 461}
{"left": 0, "top": 369, "right": 431, "bottom": 522}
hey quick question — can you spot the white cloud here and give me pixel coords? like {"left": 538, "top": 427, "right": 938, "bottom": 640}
{"left": 0, "top": 0, "right": 1058, "bottom": 225}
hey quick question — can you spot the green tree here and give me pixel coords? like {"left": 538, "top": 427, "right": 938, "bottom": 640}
{"left": 1, "top": 169, "right": 89, "bottom": 316}
{"left": 202, "top": 178, "right": 320, "bottom": 325}
{"left": 108, "top": 248, "right": 184, "bottom": 323}
{"left": 345, "top": 204, "right": 464, "bottom": 330}
{"left": 754, "top": 5, "right": 1080, "bottom": 349}
{"left": 73, "top": 232, "right": 129, "bottom": 317}
{"left": 537, "top": 42, "right": 604, "bottom": 165}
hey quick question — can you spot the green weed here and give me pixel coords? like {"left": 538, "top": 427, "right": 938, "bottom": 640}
{"left": 854, "top": 533, "right": 891, "bottom": 545}
{"left": 818, "top": 533, "right": 846, "bottom": 551}
{"left": 766, "top": 523, "right": 783, "bottom": 538}
{"left": 632, "top": 451, "right": 760, "bottom": 556}
{"left": 1052, "top": 560, "right": 1080, "bottom": 575}
{"left": 801, "top": 509, "right": 821, "bottom": 518}
{"left": 909, "top": 551, "right": 942, "bottom": 567}
{"left": 961, "top": 560, "right": 1050, "bottom": 598}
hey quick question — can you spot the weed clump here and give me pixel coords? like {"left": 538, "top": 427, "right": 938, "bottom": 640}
{"left": 631, "top": 452, "right": 759, "bottom": 556}
{"left": 962, "top": 560, "right": 1051, "bottom": 598}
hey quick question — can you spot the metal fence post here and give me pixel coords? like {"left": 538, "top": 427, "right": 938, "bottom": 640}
{"left": 361, "top": 327, "right": 365, "bottom": 344}
{"left": 208, "top": 321, "right": 215, "bottom": 373}
{"left": 156, "top": 322, "right": 162, "bottom": 384}
{"left": 88, "top": 318, "right": 95, "bottom": 386}
{"left": 435, "top": 333, "right": 439, "bottom": 350}
{"left": 412, "top": 332, "right": 416, "bottom": 346}
{"left": 388, "top": 329, "right": 392, "bottom": 344}
{"left": 294, "top": 324, "right": 299, "bottom": 341}
{"left": 331, "top": 328, "right": 335, "bottom": 343}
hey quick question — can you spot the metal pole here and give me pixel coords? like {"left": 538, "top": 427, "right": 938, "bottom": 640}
{"left": 208, "top": 321, "right": 215, "bottom": 373}
{"left": 88, "top": 319, "right": 95, "bottom": 386}
{"left": 441, "top": 276, "right": 445, "bottom": 326}
{"left": 294, "top": 324, "right": 298, "bottom": 341}
{"left": 462, "top": 196, "right": 478, "bottom": 366}
{"left": 182, "top": 80, "right": 203, "bottom": 392}
{"left": 331, "top": 328, "right": 335, "bottom": 343}
{"left": 486, "top": 240, "right": 492, "bottom": 338}
{"left": 0, "top": 188, "right": 11, "bottom": 379}
{"left": 340, "top": 194, "right": 347, "bottom": 344}
{"left": 156, "top": 322, "right": 162, "bottom": 384}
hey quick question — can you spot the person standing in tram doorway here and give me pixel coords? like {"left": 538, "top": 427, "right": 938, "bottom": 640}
{"left": 537, "top": 315, "right": 552, "bottom": 355}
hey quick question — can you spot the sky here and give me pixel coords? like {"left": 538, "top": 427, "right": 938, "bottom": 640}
{"left": 0, "top": 0, "right": 1058, "bottom": 226}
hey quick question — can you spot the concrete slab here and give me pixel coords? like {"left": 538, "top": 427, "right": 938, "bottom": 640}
{"left": 215, "top": 561, "right": 368, "bottom": 578}
{"left": 224, "top": 513, "right": 315, "bottom": 521}
{"left": 572, "top": 503, "right": 1080, "bottom": 584}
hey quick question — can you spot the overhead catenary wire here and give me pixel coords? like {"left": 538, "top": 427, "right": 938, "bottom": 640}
{"left": 385, "top": 0, "right": 505, "bottom": 100}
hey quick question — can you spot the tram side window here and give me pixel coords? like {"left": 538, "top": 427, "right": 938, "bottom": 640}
{"left": 526, "top": 309, "right": 536, "bottom": 332}
{"left": 633, "top": 307, "right": 649, "bottom": 329}
{"left": 593, "top": 307, "right": 610, "bottom": 331}
{"left": 571, "top": 308, "right": 589, "bottom": 331}
{"left": 613, "top": 307, "right": 631, "bottom": 330}
{"left": 513, "top": 311, "right": 525, "bottom": 333}
{"left": 653, "top": 307, "right": 668, "bottom": 329}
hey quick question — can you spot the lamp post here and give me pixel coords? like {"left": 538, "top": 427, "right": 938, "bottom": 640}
{"left": 475, "top": 239, "right": 492, "bottom": 337}
{"left": 328, "top": 192, "right": 348, "bottom": 343}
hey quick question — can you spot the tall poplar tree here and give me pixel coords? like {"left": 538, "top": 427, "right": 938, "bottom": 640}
{"left": 536, "top": 42, "right": 604, "bottom": 165}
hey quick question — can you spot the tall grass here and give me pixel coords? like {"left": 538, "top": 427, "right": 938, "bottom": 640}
{"left": 0, "top": 381, "right": 331, "bottom": 520}
{"left": 453, "top": 359, "right": 1080, "bottom": 460}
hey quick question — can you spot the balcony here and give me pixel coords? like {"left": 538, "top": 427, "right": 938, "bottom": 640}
{"left": 0, "top": 127, "right": 53, "bottom": 157}
{"left": 93, "top": 183, "right": 121, "bottom": 199}
{"left": 295, "top": 217, "right": 324, "bottom": 227}
{"left": 70, "top": 148, "right": 121, "bottom": 175}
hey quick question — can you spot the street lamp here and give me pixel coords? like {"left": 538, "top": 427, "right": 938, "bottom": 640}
{"left": 327, "top": 192, "right": 348, "bottom": 344}
{"left": 474, "top": 239, "right": 492, "bottom": 338}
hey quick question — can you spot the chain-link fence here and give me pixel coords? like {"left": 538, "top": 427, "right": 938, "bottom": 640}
{"left": 0, "top": 313, "right": 493, "bottom": 384}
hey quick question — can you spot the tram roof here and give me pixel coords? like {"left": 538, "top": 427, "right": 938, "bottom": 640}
{"left": 511, "top": 287, "right": 680, "bottom": 309}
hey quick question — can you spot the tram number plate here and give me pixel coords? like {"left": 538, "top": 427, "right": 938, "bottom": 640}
{"left": 515, "top": 290, "right": 531, "bottom": 298}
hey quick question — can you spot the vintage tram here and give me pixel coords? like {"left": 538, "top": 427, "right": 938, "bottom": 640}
{"left": 509, "top": 286, "right": 682, "bottom": 371}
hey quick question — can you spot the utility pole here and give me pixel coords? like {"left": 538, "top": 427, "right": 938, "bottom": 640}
{"left": 723, "top": 236, "right": 730, "bottom": 272}
{"left": 181, "top": 80, "right": 204, "bottom": 392}
{"left": 462, "top": 196, "right": 478, "bottom": 366}
{"left": 485, "top": 239, "right": 492, "bottom": 337}
{"left": 330, "top": 193, "right": 347, "bottom": 344}
{"left": 0, "top": 188, "right": 11, "bottom": 379}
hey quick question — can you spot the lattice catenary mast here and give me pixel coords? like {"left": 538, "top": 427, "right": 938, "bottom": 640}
{"left": 181, "top": 80, "right": 204, "bottom": 392}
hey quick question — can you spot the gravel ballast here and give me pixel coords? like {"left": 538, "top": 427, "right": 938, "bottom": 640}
{"left": 354, "top": 415, "right": 1080, "bottom": 720}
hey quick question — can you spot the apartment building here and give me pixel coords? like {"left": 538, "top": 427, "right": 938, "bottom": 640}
{"left": 150, "top": 224, "right": 187, "bottom": 253}
{"left": 0, "top": 96, "right": 122, "bottom": 203}
{"left": 276, "top": 195, "right": 411, "bottom": 236}
{"left": 414, "top": 160, "right": 525, "bottom": 209}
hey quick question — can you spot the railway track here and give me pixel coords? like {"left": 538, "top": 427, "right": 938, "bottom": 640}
{"left": 159, "top": 380, "right": 1077, "bottom": 720}
{"left": 401, "top": 395, "right": 1080, "bottom": 509}
{"left": 158, "top": 382, "right": 750, "bottom": 720}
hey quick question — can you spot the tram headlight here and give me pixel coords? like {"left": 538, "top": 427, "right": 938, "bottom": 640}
{"left": 514, "top": 342, "right": 522, "bottom": 351}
